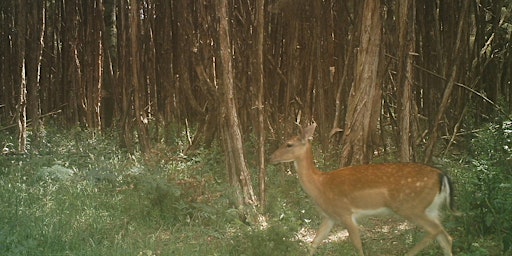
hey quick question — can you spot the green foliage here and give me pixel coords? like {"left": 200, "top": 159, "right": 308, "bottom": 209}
{"left": 455, "top": 118, "right": 512, "bottom": 254}
{"left": 12, "top": 123, "right": 511, "bottom": 255}
{"left": 0, "top": 126, "right": 235, "bottom": 255}
{"left": 227, "top": 223, "right": 305, "bottom": 256}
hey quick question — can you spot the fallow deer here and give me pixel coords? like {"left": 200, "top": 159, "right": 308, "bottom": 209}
{"left": 270, "top": 124, "right": 458, "bottom": 256}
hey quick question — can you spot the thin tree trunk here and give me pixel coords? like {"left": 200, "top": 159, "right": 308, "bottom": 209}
{"left": 102, "top": 0, "right": 116, "bottom": 129}
{"left": 129, "top": 0, "right": 150, "bottom": 153}
{"left": 397, "top": 0, "right": 416, "bottom": 162}
{"left": 117, "top": 0, "right": 133, "bottom": 150}
{"left": 284, "top": 21, "right": 299, "bottom": 117}
{"left": 424, "top": 0, "right": 468, "bottom": 164}
{"left": 154, "top": 0, "right": 173, "bottom": 135}
{"left": 63, "top": 0, "right": 81, "bottom": 125}
{"left": 16, "top": 0, "right": 27, "bottom": 153}
{"left": 254, "top": 0, "right": 267, "bottom": 211}
{"left": 26, "top": 1, "right": 45, "bottom": 151}
{"left": 92, "top": 0, "right": 104, "bottom": 129}
{"left": 331, "top": 39, "right": 352, "bottom": 138}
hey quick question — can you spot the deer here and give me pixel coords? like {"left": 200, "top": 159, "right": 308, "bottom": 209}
{"left": 269, "top": 123, "right": 458, "bottom": 256}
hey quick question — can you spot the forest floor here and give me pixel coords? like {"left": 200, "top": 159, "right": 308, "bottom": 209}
{"left": 0, "top": 127, "right": 506, "bottom": 256}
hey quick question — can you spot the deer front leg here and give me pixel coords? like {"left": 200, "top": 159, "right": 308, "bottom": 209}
{"left": 309, "top": 217, "right": 335, "bottom": 255}
{"left": 342, "top": 216, "right": 365, "bottom": 256}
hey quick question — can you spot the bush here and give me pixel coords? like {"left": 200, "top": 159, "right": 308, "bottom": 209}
{"left": 456, "top": 119, "right": 512, "bottom": 254}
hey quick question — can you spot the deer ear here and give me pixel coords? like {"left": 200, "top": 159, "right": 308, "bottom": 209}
{"left": 301, "top": 123, "right": 317, "bottom": 141}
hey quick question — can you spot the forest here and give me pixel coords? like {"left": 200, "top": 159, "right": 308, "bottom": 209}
{"left": 1, "top": 0, "right": 512, "bottom": 255}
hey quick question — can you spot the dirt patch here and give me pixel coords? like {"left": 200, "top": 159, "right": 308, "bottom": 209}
{"left": 294, "top": 216, "right": 443, "bottom": 255}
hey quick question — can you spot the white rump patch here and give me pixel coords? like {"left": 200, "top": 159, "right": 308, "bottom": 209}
{"left": 426, "top": 176, "right": 450, "bottom": 221}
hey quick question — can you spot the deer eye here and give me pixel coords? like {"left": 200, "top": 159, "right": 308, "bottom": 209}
{"left": 286, "top": 142, "right": 294, "bottom": 148}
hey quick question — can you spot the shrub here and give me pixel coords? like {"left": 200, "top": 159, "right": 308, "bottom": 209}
{"left": 457, "top": 119, "right": 512, "bottom": 254}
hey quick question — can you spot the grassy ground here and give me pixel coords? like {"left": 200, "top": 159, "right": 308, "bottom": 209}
{"left": 0, "top": 126, "right": 506, "bottom": 255}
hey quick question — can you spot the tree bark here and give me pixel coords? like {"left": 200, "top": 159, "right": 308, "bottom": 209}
{"left": 26, "top": 1, "right": 45, "bottom": 151}
{"left": 16, "top": 0, "right": 28, "bottom": 153}
{"left": 397, "top": 0, "right": 416, "bottom": 162}
{"left": 89, "top": 0, "right": 104, "bottom": 129}
{"left": 340, "top": 0, "right": 382, "bottom": 167}
{"left": 154, "top": 0, "right": 173, "bottom": 136}
{"left": 254, "top": 0, "right": 267, "bottom": 211}
{"left": 61, "top": 0, "right": 82, "bottom": 125}
{"left": 129, "top": 0, "right": 151, "bottom": 153}
{"left": 117, "top": 0, "right": 133, "bottom": 150}
{"left": 216, "top": 0, "right": 259, "bottom": 219}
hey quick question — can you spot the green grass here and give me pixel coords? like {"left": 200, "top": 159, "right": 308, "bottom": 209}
{"left": 0, "top": 127, "right": 306, "bottom": 256}
{"left": 0, "top": 125, "right": 509, "bottom": 255}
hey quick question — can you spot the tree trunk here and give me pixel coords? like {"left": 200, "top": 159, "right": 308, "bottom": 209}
{"left": 117, "top": 0, "right": 134, "bottom": 150}
{"left": 26, "top": 1, "right": 45, "bottom": 151}
{"left": 154, "top": 0, "right": 174, "bottom": 136}
{"left": 424, "top": 0, "right": 468, "bottom": 164}
{"left": 397, "top": 0, "right": 416, "bottom": 162}
{"left": 254, "top": 0, "right": 267, "bottom": 211}
{"left": 63, "top": 0, "right": 82, "bottom": 125}
{"left": 129, "top": 0, "right": 151, "bottom": 153}
{"left": 86, "top": 0, "right": 104, "bottom": 129}
{"left": 102, "top": 0, "right": 117, "bottom": 129}
{"left": 16, "top": 0, "right": 28, "bottom": 153}
{"left": 216, "top": 0, "right": 259, "bottom": 221}
{"left": 340, "top": 0, "right": 382, "bottom": 167}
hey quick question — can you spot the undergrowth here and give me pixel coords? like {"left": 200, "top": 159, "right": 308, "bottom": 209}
{"left": 1, "top": 121, "right": 510, "bottom": 255}
{"left": 451, "top": 118, "right": 512, "bottom": 255}
{"left": 0, "top": 126, "right": 309, "bottom": 256}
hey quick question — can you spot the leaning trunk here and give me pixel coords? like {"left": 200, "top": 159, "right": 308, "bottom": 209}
{"left": 216, "top": 0, "right": 259, "bottom": 222}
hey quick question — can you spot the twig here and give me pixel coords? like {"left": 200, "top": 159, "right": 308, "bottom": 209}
{"left": 443, "top": 106, "right": 467, "bottom": 157}
{"left": 385, "top": 53, "right": 501, "bottom": 111}
{"left": 0, "top": 109, "right": 62, "bottom": 131}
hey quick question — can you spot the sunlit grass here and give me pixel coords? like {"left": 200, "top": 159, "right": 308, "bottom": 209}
{"left": 0, "top": 125, "right": 508, "bottom": 255}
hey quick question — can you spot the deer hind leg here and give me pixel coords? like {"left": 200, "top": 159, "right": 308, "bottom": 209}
{"left": 309, "top": 217, "right": 334, "bottom": 255}
{"left": 405, "top": 213, "right": 453, "bottom": 256}
{"left": 436, "top": 229, "right": 453, "bottom": 256}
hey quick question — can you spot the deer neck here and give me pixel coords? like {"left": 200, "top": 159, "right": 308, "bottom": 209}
{"left": 293, "top": 144, "right": 323, "bottom": 197}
